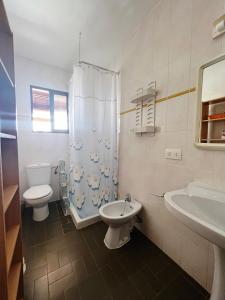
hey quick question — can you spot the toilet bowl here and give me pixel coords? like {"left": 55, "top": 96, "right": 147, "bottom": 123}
{"left": 23, "top": 185, "right": 53, "bottom": 221}
{"left": 23, "top": 163, "right": 53, "bottom": 222}
{"left": 99, "top": 199, "right": 142, "bottom": 249}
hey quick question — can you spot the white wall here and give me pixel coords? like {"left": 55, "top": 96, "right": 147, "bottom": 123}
{"left": 15, "top": 56, "right": 71, "bottom": 202}
{"left": 119, "top": 0, "right": 225, "bottom": 292}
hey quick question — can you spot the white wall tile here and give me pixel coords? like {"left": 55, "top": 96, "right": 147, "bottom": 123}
{"left": 15, "top": 56, "right": 70, "bottom": 201}
{"left": 119, "top": 0, "right": 225, "bottom": 292}
{"left": 165, "top": 95, "right": 188, "bottom": 131}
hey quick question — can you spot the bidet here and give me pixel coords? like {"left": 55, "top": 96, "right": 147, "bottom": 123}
{"left": 99, "top": 199, "right": 142, "bottom": 249}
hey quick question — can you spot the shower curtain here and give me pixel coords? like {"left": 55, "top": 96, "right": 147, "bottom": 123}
{"left": 68, "top": 64, "right": 118, "bottom": 218}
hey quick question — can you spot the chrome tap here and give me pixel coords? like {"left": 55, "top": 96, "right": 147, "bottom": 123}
{"left": 124, "top": 193, "right": 131, "bottom": 202}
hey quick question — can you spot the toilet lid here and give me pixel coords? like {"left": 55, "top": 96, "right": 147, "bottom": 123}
{"left": 23, "top": 185, "right": 52, "bottom": 200}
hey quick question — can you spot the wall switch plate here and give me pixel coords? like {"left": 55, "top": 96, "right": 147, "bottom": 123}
{"left": 165, "top": 148, "right": 182, "bottom": 160}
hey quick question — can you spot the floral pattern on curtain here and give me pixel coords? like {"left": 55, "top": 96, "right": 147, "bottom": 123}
{"left": 68, "top": 65, "right": 118, "bottom": 218}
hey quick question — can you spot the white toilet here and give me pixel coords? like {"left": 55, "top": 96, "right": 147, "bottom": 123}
{"left": 23, "top": 163, "right": 53, "bottom": 222}
{"left": 99, "top": 198, "right": 142, "bottom": 249}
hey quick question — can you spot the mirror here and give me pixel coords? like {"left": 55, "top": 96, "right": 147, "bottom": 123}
{"left": 195, "top": 54, "right": 225, "bottom": 150}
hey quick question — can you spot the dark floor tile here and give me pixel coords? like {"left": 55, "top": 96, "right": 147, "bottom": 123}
{"left": 65, "top": 285, "right": 81, "bottom": 300}
{"left": 111, "top": 279, "right": 144, "bottom": 300}
{"left": 57, "top": 203, "right": 65, "bottom": 217}
{"left": 49, "top": 272, "right": 77, "bottom": 300}
{"left": 24, "top": 229, "right": 44, "bottom": 248}
{"left": 47, "top": 211, "right": 61, "bottom": 224}
{"left": 23, "top": 277, "right": 34, "bottom": 300}
{"left": 23, "top": 209, "right": 209, "bottom": 300}
{"left": 48, "top": 263, "right": 73, "bottom": 284}
{"left": 58, "top": 248, "right": 71, "bottom": 267}
{"left": 155, "top": 261, "right": 182, "bottom": 288}
{"left": 137, "top": 264, "right": 163, "bottom": 292}
{"left": 137, "top": 240, "right": 163, "bottom": 263}
{"left": 63, "top": 230, "right": 83, "bottom": 245}
{"left": 154, "top": 276, "right": 206, "bottom": 300}
{"left": 33, "top": 275, "right": 49, "bottom": 300}
{"left": 60, "top": 215, "right": 73, "bottom": 225}
{"left": 69, "top": 247, "right": 85, "bottom": 263}
{"left": 145, "top": 251, "right": 172, "bottom": 275}
{"left": 24, "top": 265, "right": 48, "bottom": 282}
{"left": 26, "top": 258, "right": 46, "bottom": 272}
{"left": 45, "top": 238, "right": 67, "bottom": 253}
{"left": 92, "top": 247, "right": 112, "bottom": 269}
{"left": 118, "top": 253, "right": 145, "bottom": 276}
{"left": 78, "top": 271, "right": 111, "bottom": 300}
{"left": 72, "top": 258, "right": 89, "bottom": 284}
{"left": 77, "top": 241, "right": 99, "bottom": 275}
{"left": 47, "top": 251, "right": 60, "bottom": 273}
{"left": 25, "top": 244, "right": 47, "bottom": 272}
{"left": 107, "top": 258, "right": 128, "bottom": 284}
{"left": 181, "top": 272, "right": 210, "bottom": 299}
{"left": 100, "top": 265, "right": 122, "bottom": 291}
{"left": 129, "top": 269, "right": 156, "bottom": 299}
{"left": 48, "top": 203, "right": 59, "bottom": 212}
{"left": 62, "top": 222, "right": 76, "bottom": 233}
{"left": 49, "top": 201, "right": 58, "bottom": 207}
{"left": 22, "top": 208, "right": 33, "bottom": 229}
{"left": 80, "top": 226, "right": 97, "bottom": 242}
{"left": 82, "top": 252, "right": 98, "bottom": 275}
{"left": 46, "top": 222, "right": 63, "bottom": 240}
{"left": 57, "top": 241, "right": 85, "bottom": 265}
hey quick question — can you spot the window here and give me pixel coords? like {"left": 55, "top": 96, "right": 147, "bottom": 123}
{"left": 31, "top": 86, "right": 68, "bottom": 133}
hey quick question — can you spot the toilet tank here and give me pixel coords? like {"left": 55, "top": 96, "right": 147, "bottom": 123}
{"left": 26, "top": 163, "right": 51, "bottom": 187}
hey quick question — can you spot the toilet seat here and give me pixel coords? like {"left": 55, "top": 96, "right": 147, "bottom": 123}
{"left": 23, "top": 184, "right": 52, "bottom": 200}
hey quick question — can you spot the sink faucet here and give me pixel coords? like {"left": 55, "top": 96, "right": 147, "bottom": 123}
{"left": 124, "top": 193, "right": 131, "bottom": 202}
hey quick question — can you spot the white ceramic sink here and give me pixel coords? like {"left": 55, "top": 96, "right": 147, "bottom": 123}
{"left": 164, "top": 182, "right": 225, "bottom": 300}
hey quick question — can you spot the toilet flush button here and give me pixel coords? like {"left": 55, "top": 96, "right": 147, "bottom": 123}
{"left": 165, "top": 148, "right": 182, "bottom": 160}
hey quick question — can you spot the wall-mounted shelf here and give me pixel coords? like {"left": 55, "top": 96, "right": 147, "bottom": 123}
{"left": 200, "top": 96, "right": 225, "bottom": 144}
{"left": 4, "top": 184, "right": 18, "bottom": 212}
{"left": 6, "top": 224, "right": 20, "bottom": 272}
{"left": 201, "top": 138, "right": 225, "bottom": 143}
{"left": 0, "top": 133, "right": 16, "bottom": 139}
{"left": 130, "top": 87, "right": 156, "bottom": 104}
{"left": 130, "top": 82, "right": 157, "bottom": 136}
{"left": 202, "top": 117, "right": 225, "bottom": 122}
{"left": 8, "top": 262, "right": 22, "bottom": 300}
{"left": 202, "top": 96, "right": 225, "bottom": 105}
{"left": 131, "top": 125, "right": 155, "bottom": 134}
{"left": 0, "top": 1, "right": 23, "bottom": 299}
{"left": 0, "top": 58, "right": 14, "bottom": 89}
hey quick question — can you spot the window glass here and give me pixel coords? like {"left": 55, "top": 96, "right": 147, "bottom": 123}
{"left": 32, "top": 88, "right": 51, "bottom": 132}
{"left": 53, "top": 94, "right": 68, "bottom": 131}
{"left": 31, "top": 86, "right": 68, "bottom": 133}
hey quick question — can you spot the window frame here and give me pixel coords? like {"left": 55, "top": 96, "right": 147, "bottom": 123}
{"left": 30, "top": 85, "right": 69, "bottom": 133}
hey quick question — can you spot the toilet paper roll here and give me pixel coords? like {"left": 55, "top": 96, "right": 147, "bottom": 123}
{"left": 216, "top": 20, "right": 225, "bottom": 32}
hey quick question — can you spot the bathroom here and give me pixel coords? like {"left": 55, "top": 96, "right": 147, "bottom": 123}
{"left": 1, "top": 0, "right": 225, "bottom": 299}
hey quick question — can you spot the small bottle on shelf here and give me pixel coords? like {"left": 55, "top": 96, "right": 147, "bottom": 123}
{"left": 221, "top": 129, "right": 225, "bottom": 140}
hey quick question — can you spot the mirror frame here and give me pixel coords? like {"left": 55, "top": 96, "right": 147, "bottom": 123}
{"left": 195, "top": 53, "right": 225, "bottom": 150}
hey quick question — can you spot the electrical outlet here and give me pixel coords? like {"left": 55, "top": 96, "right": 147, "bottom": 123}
{"left": 165, "top": 148, "right": 182, "bottom": 160}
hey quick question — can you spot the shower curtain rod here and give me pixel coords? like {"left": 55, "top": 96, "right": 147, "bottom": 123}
{"left": 78, "top": 32, "right": 119, "bottom": 75}
{"left": 79, "top": 60, "right": 119, "bottom": 75}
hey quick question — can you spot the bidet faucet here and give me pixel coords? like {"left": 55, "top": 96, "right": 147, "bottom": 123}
{"left": 124, "top": 193, "right": 131, "bottom": 202}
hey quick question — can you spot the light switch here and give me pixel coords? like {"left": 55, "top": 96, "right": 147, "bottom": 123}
{"left": 165, "top": 148, "right": 182, "bottom": 160}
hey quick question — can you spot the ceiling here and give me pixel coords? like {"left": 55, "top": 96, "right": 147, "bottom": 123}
{"left": 4, "top": 0, "right": 157, "bottom": 71}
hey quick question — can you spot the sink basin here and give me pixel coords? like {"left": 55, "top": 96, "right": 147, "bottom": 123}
{"left": 164, "top": 182, "right": 225, "bottom": 300}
